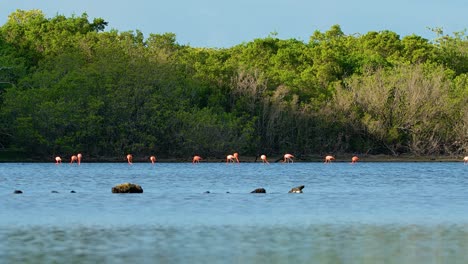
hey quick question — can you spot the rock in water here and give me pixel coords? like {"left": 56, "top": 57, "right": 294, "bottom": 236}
{"left": 13, "top": 190, "right": 23, "bottom": 194}
{"left": 112, "top": 183, "right": 143, "bottom": 193}
{"left": 251, "top": 188, "right": 266, "bottom": 193}
{"left": 288, "top": 185, "right": 305, "bottom": 193}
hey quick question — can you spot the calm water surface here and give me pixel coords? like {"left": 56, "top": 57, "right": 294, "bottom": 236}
{"left": 0, "top": 162, "right": 467, "bottom": 263}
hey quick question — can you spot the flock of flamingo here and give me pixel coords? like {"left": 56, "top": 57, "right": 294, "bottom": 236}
{"left": 55, "top": 153, "right": 82, "bottom": 165}
{"left": 54, "top": 153, "right": 468, "bottom": 165}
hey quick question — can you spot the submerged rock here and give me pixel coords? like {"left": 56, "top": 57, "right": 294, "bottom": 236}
{"left": 251, "top": 188, "right": 266, "bottom": 193}
{"left": 13, "top": 190, "right": 23, "bottom": 194}
{"left": 111, "top": 183, "right": 143, "bottom": 193}
{"left": 51, "top": 190, "right": 59, "bottom": 193}
{"left": 70, "top": 190, "right": 76, "bottom": 193}
{"left": 288, "top": 185, "right": 305, "bottom": 193}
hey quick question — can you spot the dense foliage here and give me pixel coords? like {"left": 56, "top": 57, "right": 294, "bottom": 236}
{"left": 0, "top": 10, "right": 467, "bottom": 160}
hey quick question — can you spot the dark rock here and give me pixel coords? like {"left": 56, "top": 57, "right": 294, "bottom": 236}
{"left": 288, "top": 185, "right": 305, "bottom": 193}
{"left": 70, "top": 190, "right": 76, "bottom": 193}
{"left": 251, "top": 188, "right": 266, "bottom": 193}
{"left": 13, "top": 190, "right": 23, "bottom": 194}
{"left": 204, "top": 191, "right": 210, "bottom": 194}
{"left": 111, "top": 183, "right": 143, "bottom": 193}
{"left": 51, "top": 190, "right": 59, "bottom": 193}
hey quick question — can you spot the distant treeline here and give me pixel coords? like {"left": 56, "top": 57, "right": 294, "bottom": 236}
{"left": 0, "top": 10, "right": 467, "bottom": 160}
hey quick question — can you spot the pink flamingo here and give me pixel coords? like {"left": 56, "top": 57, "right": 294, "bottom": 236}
{"left": 150, "top": 156, "right": 156, "bottom": 164}
{"left": 193, "top": 155, "right": 202, "bottom": 164}
{"left": 464, "top": 156, "right": 468, "bottom": 164}
{"left": 325, "top": 155, "right": 335, "bottom": 163}
{"left": 283, "top": 154, "right": 294, "bottom": 163}
{"left": 227, "top": 153, "right": 239, "bottom": 163}
{"left": 55, "top": 156, "right": 62, "bottom": 164}
{"left": 351, "top": 156, "right": 359, "bottom": 164}
{"left": 127, "top": 154, "right": 133, "bottom": 164}
{"left": 226, "top": 155, "right": 235, "bottom": 163}
{"left": 260, "top": 154, "right": 269, "bottom": 164}
{"left": 77, "top": 153, "right": 82, "bottom": 165}
{"left": 70, "top": 155, "right": 78, "bottom": 164}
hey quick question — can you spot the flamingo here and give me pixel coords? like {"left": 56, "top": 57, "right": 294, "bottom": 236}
{"left": 351, "top": 156, "right": 359, "bottom": 164}
{"left": 55, "top": 156, "right": 62, "bottom": 164}
{"left": 127, "top": 154, "right": 133, "bottom": 164}
{"left": 193, "top": 155, "right": 202, "bottom": 164}
{"left": 70, "top": 155, "right": 78, "bottom": 164}
{"left": 464, "top": 156, "right": 468, "bottom": 164}
{"left": 325, "top": 155, "right": 335, "bottom": 163}
{"left": 283, "top": 154, "right": 294, "bottom": 163}
{"left": 77, "top": 153, "right": 82, "bottom": 165}
{"left": 227, "top": 153, "right": 239, "bottom": 163}
{"left": 260, "top": 154, "right": 269, "bottom": 164}
{"left": 150, "top": 156, "right": 156, "bottom": 164}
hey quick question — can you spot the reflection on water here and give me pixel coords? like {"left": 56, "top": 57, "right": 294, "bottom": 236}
{"left": 2, "top": 224, "right": 468, "bottom": 264}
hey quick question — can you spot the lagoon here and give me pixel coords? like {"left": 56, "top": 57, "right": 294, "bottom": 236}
{"left": 1, "top": 162, "right": 467, "bottom": 263}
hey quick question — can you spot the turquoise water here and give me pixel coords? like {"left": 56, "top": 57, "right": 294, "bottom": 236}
{"left": 1, "top": 162, "right": 467, "bottom": 263}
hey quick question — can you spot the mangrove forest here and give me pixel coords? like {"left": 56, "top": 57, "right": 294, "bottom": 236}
{"left": 0, "top": 10, "right": 467, "bottom": 161}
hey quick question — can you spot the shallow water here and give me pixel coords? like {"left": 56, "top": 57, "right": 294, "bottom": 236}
{"left": 1, "top": 162, "right": 467, "bottom": 263}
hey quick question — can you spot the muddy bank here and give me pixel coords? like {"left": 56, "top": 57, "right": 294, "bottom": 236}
{"left": 1, "top": 154, "right": 464, "bottom": 163}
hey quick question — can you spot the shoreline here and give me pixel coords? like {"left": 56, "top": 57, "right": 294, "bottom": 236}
{"left": 0, "top": 154, "right": 465, "bottom": 163}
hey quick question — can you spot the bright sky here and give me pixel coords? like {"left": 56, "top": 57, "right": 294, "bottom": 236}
{"left": 1, "top": 0, "right": 466, "bottom": 48}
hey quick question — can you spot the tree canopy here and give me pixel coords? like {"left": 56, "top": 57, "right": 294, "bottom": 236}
{"left": 0, "top": 10, "right": 467, "bottom": 161}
